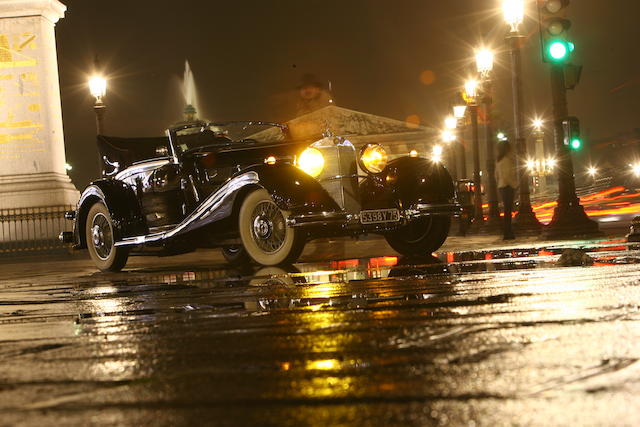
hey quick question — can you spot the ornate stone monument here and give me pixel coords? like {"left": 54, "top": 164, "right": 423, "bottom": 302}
{"left": 0, "top": 0, "right": 78, "bottom": 210}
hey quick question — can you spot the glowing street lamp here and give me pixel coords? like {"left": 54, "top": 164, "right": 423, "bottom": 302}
{"left": 475, "top": 49, "right": 494, "bottom": 78}
{"left": 503, "top": 0, "right": 525, "bottom": 33}
{"left": 89, "top": 76, "right": 106, "bottom": 102}
{"left": 547, "top": 158, "right": 557, "bottom": 170}
{"left": 445, "top": 115, "right": 458, "bottom": 130}
{"left": 587, "top": 166, "right": 598, "bottom": 177}
{"left": 431, "top": 144, "right": 443, "bottom": 163}
{"left": 464, "top": 79, "right": 479, "bottom": 103}
{"left": 89, "top": 75, "right": 107, "bottom": 135}
{"left": 441, "top": 130, "right": 455, "bottom": 143}
{"left": 532, "top": 118, "right": 544, "bottom": 130}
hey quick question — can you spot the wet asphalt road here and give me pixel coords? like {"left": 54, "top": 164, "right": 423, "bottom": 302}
{"left": 1, "top": 236, "right": 640, "bottom": 426}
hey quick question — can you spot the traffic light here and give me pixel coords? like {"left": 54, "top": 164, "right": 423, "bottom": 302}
{"left": 538, "top": 0, "right": 573, "bottom": 63}
{"left": 562, "top": 116, "right": 582, "bottom": 150}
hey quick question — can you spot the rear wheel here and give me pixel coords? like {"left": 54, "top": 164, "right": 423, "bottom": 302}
{"left": 85, "top": 202, "right": 130, "bottom": 272}
{"left": 385, "top": 216, "right": 451, "bottom": 256}
{"left": 238, "top": 189, "right": 305, "bottom": 266}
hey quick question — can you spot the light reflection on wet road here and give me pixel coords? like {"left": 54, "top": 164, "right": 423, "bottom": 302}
{"left": 1, "top": 238, "right": 640, "bottom": 426}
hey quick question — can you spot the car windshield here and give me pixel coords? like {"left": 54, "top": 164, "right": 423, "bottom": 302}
{"left": 174, "top": 121, "right": 287, "bottom": 153}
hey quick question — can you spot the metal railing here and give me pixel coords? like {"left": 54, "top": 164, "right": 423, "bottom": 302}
{"left": 0, "top": 205, "right": 74, "bottom": 253}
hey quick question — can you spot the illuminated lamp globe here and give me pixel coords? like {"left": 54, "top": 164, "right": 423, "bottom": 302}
{"left": 445, "top": 116, "right": 458, "bottom": 130}
{"left": 503, "top": 0, "right": 524, "bottom": 32}
{"left": 89, "top": 76, "right": 106, "bottom": 100}
{"left": 475, "top": 49, "right": 494, "bottom": 75}
{"left": 464, "top": 79, "right": 479, "bottom": 101}
{"left": 453, "top": 105, "right": 467, "bottom": 120}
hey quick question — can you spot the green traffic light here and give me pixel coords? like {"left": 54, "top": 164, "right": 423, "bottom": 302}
{"left": 548, "top": 41, "right": 569, "bottom": 61}
{"left": 570, "top": 138, "right": 582, "bottom": 150}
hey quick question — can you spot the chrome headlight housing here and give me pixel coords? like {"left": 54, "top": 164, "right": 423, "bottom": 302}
{"left": 358, "top": 144, "right": 388, "bottom": 174}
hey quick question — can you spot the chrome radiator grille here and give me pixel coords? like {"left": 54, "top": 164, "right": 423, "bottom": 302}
{"left": 312, "top": 138, "right": 361, "bottom": 213}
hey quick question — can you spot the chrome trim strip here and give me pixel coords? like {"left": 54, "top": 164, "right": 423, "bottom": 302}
{"left": 115, "top": 171, "right": 259, "bottom": 247}
{"left": 102, "top": 156, "right": 120, "bottom": 176}
{"left": 318, "top": 174, "right": 367, "bottom": 182}
{"left": 287, "top": 212, "right": 353, "bottom": 227}
{"left": 114, "top": 159, "right": 171, "bottom": 181}
{"left": 407, "top": 203, "right": 462, "bottom": 215}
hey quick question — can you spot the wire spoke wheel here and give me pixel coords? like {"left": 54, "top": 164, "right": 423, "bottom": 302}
{"left": 91, "top": 213, "right": 114, "bottom": 260}
{"left": 251, "top": 201, "right": 287, "bottom": 253}
{"left": 85, "top": 202, "right": 130, "bottom": 272}
{"left": 238, "top": 189, "right": 304, "bottom": 266}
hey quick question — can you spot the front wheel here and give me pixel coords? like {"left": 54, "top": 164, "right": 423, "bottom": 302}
{"left": 385, "top": 216, "right": 451, "bottom": 256}
{"left": 238, "top": 189, "right": 305, "bottom": 266}
{"left": 85, "top": 202, "right": 130, "bottom": 272}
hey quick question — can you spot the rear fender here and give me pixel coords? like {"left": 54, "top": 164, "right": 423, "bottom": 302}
{"left": 74, "top": 180, "right": 146, "bottom": 248}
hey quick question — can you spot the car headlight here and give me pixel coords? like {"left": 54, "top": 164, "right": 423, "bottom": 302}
{"left": 297, "top": 147, "right": 324, "bottom": 178}
{"left": 359, "top": 144, "right": 388, "bottom": 174}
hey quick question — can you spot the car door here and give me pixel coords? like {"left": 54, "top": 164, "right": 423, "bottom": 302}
{"left": 115, "top": 157, "right": 186, "bottom": 232}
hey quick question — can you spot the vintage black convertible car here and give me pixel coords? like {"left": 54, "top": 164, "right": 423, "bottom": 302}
{"left": 61, "top": 121, "right": 460, "bottom": 271}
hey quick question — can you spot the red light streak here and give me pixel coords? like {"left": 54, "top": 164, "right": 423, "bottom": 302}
{"left": 526, "top": 186, "right": 640, "bottom": 224}
{"left": 580, "top": 186, "right": 625, "bottom": 202}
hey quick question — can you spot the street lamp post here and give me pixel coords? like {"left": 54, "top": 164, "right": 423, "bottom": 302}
{"left": 503, "top": 0, "right": 542, "bottom": 233}
{"left": 452, "top": 102, "right": 467, "bottom": 179}
{"left": 475, "top": 48, "right": 501, "bottom": 229}
{"left": 532, "top": 119, "right": 547, "bottom": 193}
{"left": 543, "top": 64, "right": 599, "bottom": 237}
{"left": 89, "top": 76, "right": 107, "bottom": 135}
{"left": 441, "top": 127, "right": 457, "bottom": 180}
{"left": 464, "top": 79, "right": 484, "bottom": 226}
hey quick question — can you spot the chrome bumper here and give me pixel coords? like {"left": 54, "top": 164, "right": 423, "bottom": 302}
{"left": 286, "top": 203, "right": 461, "bottom": 228}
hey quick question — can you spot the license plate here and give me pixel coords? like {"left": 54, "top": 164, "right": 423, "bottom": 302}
{"left": 360, "top": 209, "right": 400, "bottom": 225}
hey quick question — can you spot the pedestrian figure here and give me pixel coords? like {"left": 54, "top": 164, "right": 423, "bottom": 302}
{"left": 496, "top": 140, "right": 517, "bottom": 240}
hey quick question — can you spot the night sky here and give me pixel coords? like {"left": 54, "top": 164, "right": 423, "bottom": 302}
{"left": 54, "top": 0, "right": 640, "bottom": 187}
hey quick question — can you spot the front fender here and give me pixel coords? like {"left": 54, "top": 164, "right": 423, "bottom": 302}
{"left": 388, "top": 156, "right": 455, "bottom": 205}
{"left": 74, "top": 179, "right": 146, "bottom": 248}
{"left": 360, "top": 156, "right": 455, "bottom": 209}
{"left": 243, "top": 163, "right": 341, "bottom": 214}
